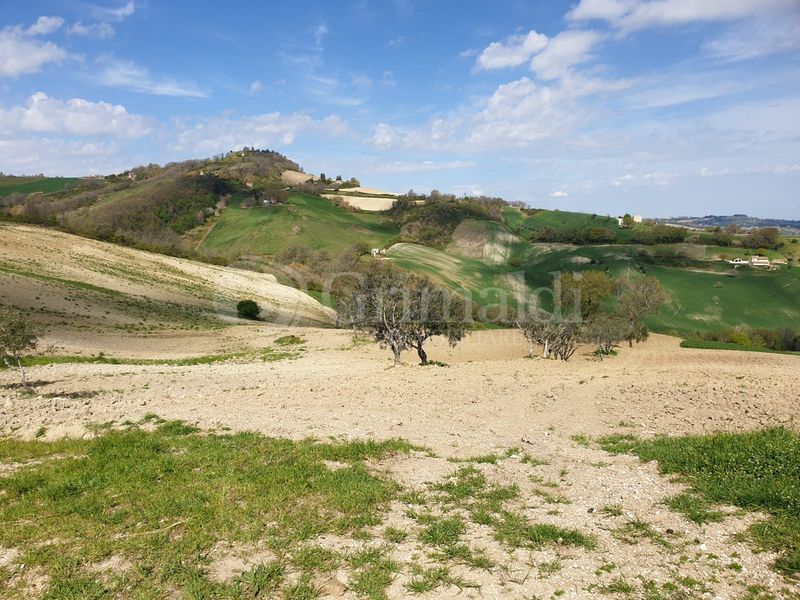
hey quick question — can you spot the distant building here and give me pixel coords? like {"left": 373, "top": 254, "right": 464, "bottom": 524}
{"left": 727, "top": 258, "right": 747, "bottom": 265}
{"left": 750, "top": 255, "right": 770, "bottom": 267}
{"left": 633, "top": 215, "right": 643, "bottom": 223}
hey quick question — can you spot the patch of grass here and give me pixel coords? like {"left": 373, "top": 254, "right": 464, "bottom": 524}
{"left": 419, "top": 516, "right": 465, "bottom": 547}
{"left": 600, "top": 427, "right": 800, "bottom": 577}
{"left": 405, "top": 565, "right": 478, "bottom": 595}
{"left": 570, "top": 433, "right": 592, "bottom": 448}
{"left": 292, "top": 546, "right": 340, "bottom": 573}
{"left": 237, "top": 561, "right": 285, "bottom": 596}
{"left": 665, "top": 492, "right": 725, "bottom": 525}
{"left": 16, "top": 347, "right": 302, "bottom": 369}
{"left": 0, "top": 422, "right": 413, "bottom": 597}
{"left": 600, "top": 504, "right": 624, "bottom": 517}
{"left": 493, "top": 511, "right": 595, "bottom": 551}
{"left": 602, "top": 576, "right": 636, "bottom": 594}
{"left": 348, "top": 547, "right": 399, "bottom": 600}
{"left": 680, "top": 339, "right": 800, "bottom": 356}
{"left": 383, "top": 527, "right": 407, "bottom": 544}
{"left": 520, "top": 453, "right": 549, "bottom": 466}
{"left": 274, "top": 335, "right": 305, "bottom": 346}
{"left": 613, "top": 519, "right": 669, "bottom": 547}
{"left": 449, "top": 453, "right": 500, "bottom": 464}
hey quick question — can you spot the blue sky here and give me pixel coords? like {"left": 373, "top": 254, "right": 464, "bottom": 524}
{"left": 2, "top": 0, "right": 799, "bottom": 218}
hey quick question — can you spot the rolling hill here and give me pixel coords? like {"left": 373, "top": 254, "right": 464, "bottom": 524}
{"left": 0, "top": 223, "right": 335, "bottom": 331}
{"left": 2, "top": 148, "right": 798, "bottom": 340}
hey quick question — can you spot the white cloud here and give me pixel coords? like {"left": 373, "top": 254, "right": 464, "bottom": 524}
{"left": 704, "top": 16, "right": 800, "bottom": 62}
{"left": 474, "top": 30, "right": 548, "bottom": 71}
{"left": 313, "top": 23, "right": 329, "bottom": 49}
{"left": 372, "top": 123, "right": 396, "bottom": 148}
{"left": 530, "top": 30, "right": 603, "bottom": 80}
{"left": 0, "top": 136, "right": 129, "bottom": 176}
{"left": 550, "top": 190, "right": 569, "bottom": 197}
{"left": 372, "top": 160, "right": 476, "bottom": 174}
{"left": 0, "top": 17, "right": 69, "bottom": 77}
{"left": 568, "top": 0, "right": 796, "bottom": 31}
{"left": 89, "top": 57, "right": 207, "bottom": 98}
{"left": 250, "top": 80, "right": 263, "bottom": 94}
{"left": 92, "top": 1, "right": 136, "bottom": 22}
{"left": 0, "top": 92, "right": 152, "bottom": 138}
{"left": 171, "top": 112, "right": 347, "bottom": 154}
{"left": 611, "top": 174, "right": 635, "bottom": 186}
{"left": 26, "top": 16, "right": 65, "bottom": 36}
{"left": 69, "top": 21, "right": 115, "bottom": 38}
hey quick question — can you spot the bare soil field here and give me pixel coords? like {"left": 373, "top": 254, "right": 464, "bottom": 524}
{"left": 2, "top": 326, "right": 798, "bottom": 598}
{"left": 322, "top": 194, "right": 396, "bottom": 212}
{"left": 0, "top": 224, "right": 334, "bottom": 329}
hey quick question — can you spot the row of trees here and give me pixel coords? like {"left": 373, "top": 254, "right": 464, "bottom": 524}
{"left": 338, "top": 266, "right": 668, "bottom": 365}
{"left": 515, "top": 272, "right": 668, "bottom": 360}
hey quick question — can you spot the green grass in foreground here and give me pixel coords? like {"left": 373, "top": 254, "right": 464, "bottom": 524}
{"left": 598, "top": 427, "right": 800, "bottom": 577}
{"left": 680, "top": 339, "right": 800, "bottom": 356}
{"left": 0, "top": 420, "right": 415, "bottom": 598}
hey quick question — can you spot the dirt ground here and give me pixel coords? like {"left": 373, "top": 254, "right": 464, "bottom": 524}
{"left": 1, "top": 327, "right": 799, "bottom": 598}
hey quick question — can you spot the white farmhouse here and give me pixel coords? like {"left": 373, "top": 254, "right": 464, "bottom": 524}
{"left": 750, "top": 255, "right": 770, "bottom": 267}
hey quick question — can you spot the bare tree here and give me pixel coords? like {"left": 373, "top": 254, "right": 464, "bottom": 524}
{"left": 0, "top": 306, "right": 44, "bottom": 387}
{"left": 515, "top": 312, "right": 579, "bottom": 361}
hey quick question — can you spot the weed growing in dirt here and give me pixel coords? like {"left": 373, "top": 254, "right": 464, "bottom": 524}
{"left": 598, "top": 427, "right": 800, "bottom": 577}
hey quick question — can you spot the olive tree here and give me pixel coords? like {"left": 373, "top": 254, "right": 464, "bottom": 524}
{"left": 583, "top": 312, "right": 628, "bottom": 357}
{"left": 515, "top": 311, "right": 580, "bottom": 361}
{"left": 615, "top": 274, "right": 668, "bottom": 347}
{"left": 405, "top": 278, "right": 468, "bottom": 365}
{"left": 344, "top": 268, "right": 468, "bottom": 366}
{"left": 0, "top": 306, "right": 44, "bottom": 387}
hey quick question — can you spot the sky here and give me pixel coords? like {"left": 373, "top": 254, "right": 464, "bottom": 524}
{"left": 1, "top": 0, "right": 799, "bottom": 219}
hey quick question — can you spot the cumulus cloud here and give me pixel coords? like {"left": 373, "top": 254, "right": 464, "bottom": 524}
{"left": 567, "top": 0, "right": 796, "bottom": 31}
{"left": 0, "top": 17, "right": 69, "bottom": 77}
{"left": 89, "top": 57, "right": 207, "bottom": 98}
{"left": 474, "top": 30, "right": 548, "bottom": 71}
{"left": 530, "top": 30, "right": 603, "bottom": 80}
{"left": 170, "top": 113, "right": 348, "bottom": 154}
{"left": 550, "top": 190, "right": 569, "bottom": 197}
{"left": 0, "top": 92, "right": 152, "bottom": 138}
{"left": 372, "top": 123, "right": 396, "bottom": 148}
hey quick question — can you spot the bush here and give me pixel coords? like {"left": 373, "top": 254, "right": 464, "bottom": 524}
{"left": 236, "top": 299, "right": 260, "bottom": 320}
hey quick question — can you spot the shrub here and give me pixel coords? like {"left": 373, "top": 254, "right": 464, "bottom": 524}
{"left": 236, "top": 299, "right": 260, "bottom": 320}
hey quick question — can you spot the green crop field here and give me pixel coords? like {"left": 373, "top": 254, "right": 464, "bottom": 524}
{"left": 199, "top": 193, "right": 399, "bottom": 257}
{"left": 0, "top": 176, "right": 78, "bottom": 197}
{"left": 502, "top": 206, "right": 627, "bottom": 237}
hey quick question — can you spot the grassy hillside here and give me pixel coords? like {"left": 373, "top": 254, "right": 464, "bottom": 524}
{"left": 0, "top": 176, "right": 78, "bottom": 197}
{"left": 388, "top": 232, "right": 800, "bottom": 335}
{"left": 199, "top": 193, "right": 399, "bottom": 258}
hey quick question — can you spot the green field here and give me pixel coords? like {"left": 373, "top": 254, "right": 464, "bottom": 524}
{"left": 502, "top": 207, "right": 631, "bottom": 240}
{"left": 199, "top": 193, "right": 399, "bottom": 257}
{"left": 387, "top": 237, "right": 800, "bottom": 335}
{"left": 0, "top": 176, "right": 78, "bottom": 197}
